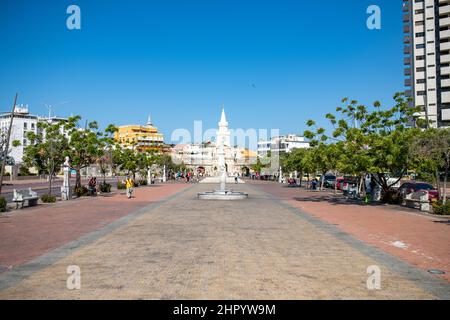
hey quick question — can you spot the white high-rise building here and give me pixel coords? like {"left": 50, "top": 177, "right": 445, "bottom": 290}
{"left": 403, "top": 0, "right": 450, "bottom": 127}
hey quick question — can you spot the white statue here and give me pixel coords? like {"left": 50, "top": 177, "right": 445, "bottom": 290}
{"left": 61, "top": 156, "right": 72, "bottom": 200}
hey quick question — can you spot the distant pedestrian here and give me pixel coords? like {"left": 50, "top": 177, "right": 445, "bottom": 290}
{"left": 234, "top": 172, "right": 239, "bottom": 184}
{"left": 125, "top": 176, "right": 134, "bottom": 199}
{"left": 312, "top": 178, "right": 318, "bottom": 190}
{"left": 88, "top": 176, "right": 97, "bottom": 196}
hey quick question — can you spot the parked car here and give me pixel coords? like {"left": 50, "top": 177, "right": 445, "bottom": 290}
{"left": 398, "top": 182, "right": 439, "bottom": 202}
{"left": 336, "top": 177, "right": 358, "bottom": 191}
{"left": 320, "top": 174, "right": 336, "bottom": 188}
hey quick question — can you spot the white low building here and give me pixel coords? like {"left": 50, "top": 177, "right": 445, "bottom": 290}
{"left": 257, "top": 134, "right": 310, "bottom": 157}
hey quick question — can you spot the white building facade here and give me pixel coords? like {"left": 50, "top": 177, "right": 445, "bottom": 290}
{"left": 257, "top": 134, "right": 310, "bottom": 158}
{"left": 0, "top": 105, "right": 68, "bottom": 164}
{"left": 403, "top": 0, "right": 450, "bottom": 127}
{"left": 171, "top": 109, "right": 257, "bottom": 175}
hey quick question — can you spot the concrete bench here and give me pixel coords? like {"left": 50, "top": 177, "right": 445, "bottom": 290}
{"left": 403, "top": 191, "right": 430, "bottom": 212}
{"left": 12, "top": 188, "right": 39, "bottom": 209}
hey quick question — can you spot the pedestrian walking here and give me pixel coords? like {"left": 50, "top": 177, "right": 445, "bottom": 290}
{"left": 125, "top": 176, "right": 134, "bottom": 199}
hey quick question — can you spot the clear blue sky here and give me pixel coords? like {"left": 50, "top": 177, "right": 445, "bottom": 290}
{"left": 0, "top": 0, "right": 403, "bottom": 144}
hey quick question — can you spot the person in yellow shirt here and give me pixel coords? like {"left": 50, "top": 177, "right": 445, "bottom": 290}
{"left": 125, "top": 176, "right": 134, "bottom": 199}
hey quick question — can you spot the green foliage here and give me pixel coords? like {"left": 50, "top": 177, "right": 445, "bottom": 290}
{"left": 432, "top": 201, "right": 450, "bottom": 215}
{"left": 251, "top": 157, "right": 266, "bottom": 174}
{"left": 138, "top": 179, "right": 148, "bottom": 186}
{"left": 64, "top": 116, "right": 105, "bottom": 189}
{"left": 410, "top": 128, "right": 450, "bottom": 202}
{"left": 23, "top": 120, "right": 69, "bottom": 194}
{"left": 117, "top": 181, "right": 126, "bottom": 190}
{"left": 18, "top": 165, "right": 33, "bottom": 176}
{"left": 304, "top": 92, "right": 421, "bottom": 194}
{"left": 381, "top": 189, "right": 401, "bottom": 205}
{"left": 74, "top": 186, "right": 88, "bottom": 197}
{"left": 99, "top": 182, "right": 112, "bottom": 193}
{"left": 41, "top": 194, "right": 57, "bottom": 203}
{"left": 0, "top": 196, "right": 7, "bottom": 212}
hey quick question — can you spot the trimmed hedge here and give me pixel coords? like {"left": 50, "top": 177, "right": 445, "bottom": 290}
{"left": 100, "top": 182, "right": 112, "bottom": 193}
{"left": 432, "top": 201, "right": 450, "bottom": 215}
{"left": 41, "top": 194, "right": 57, "bottom": 203}
{"left": 74, "top": 186, "right": 88, "bottom": 197}
{"left": 0, "top": 196, "right": 7, "bottom": 212}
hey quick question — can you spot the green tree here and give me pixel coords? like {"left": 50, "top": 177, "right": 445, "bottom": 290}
{"left": 23, "top": 121, "right": 69, "bottom": 194}
{"left": 251, "top": 157, "right": 266, "bottom": 175}
{"left": 137, "top": 150, "right": 158, "bottom": 180}
{"left": 117, "top": 148, "right": 139, "bottom": 178}
{"left": 305, "top": 93, "right": 420, "bottom": 196}
{"left": 97, "top": 124, "right": 118, "bottom": 183}
{"left": 281, "top": 148, "right": 308, "bottom": 187}
{"left": 64, "top": 116, "right": 104, "bottom": 189}
{"left": 410, "top": 128, "right": 450, "bottom": 203}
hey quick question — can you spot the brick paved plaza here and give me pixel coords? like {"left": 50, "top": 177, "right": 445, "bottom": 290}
{"left": 0, "top": 182, "right": 449, "bottom": 299}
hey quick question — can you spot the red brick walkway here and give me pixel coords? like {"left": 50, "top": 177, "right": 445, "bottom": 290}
{"left": 251, "top": 181, "right": 450, "bottom": 282}
{"left": 0, "top": 183, "right": 191, "bottom": 269}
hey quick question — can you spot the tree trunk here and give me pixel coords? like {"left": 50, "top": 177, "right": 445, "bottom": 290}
{"left": 334, "top": 171, "right": 338, "bottom": 195}
{"left": 76, "top": 169, "right": 81, "bottom": 189}
{"left": 435, "top": 169, "right": 441, "bottom": 201}
{"left": 444, "top": 161, "right": 448, "bottom": 204}
{"left": 299, "top": 171, "right": 303, "bottom": 187}
{"left": 320, "top": 171, "right": 326, "bottom": 191}
{"left": 359, "top": 175, "right": 364, "bottom": 195}
{"left": 48, "top": 172, "right": 52, "bottom": 195}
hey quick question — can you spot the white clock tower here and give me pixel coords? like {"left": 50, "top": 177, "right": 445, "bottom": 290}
{"left": 216, "top": 108, "right": 231, "bottom": 147}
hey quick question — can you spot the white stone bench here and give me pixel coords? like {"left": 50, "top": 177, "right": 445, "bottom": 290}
{"left": 12, "top": 188, "right": 39, "bottom": 209}
{"left": 403, "top": 191, "right": 430, "bottom": 212}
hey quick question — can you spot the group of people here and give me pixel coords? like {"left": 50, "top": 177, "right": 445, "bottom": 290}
{"left": 87, "top": 176, "right": 135, "bottom": 199}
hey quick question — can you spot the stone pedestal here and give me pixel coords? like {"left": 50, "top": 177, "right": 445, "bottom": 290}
{"left": 61, "top": 166, "right": 72, "bottom": 200}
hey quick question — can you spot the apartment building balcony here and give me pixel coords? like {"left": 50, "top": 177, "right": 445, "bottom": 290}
{"left": 404, "top": 56, "right": 411, "bottom": 65}
{"left": 404, "top": 68, "right": 412, "bottom": 76}
{"left": 415, "top": 95, "right": 425, "bottom": 106}
{"left": 440, "top": 17, "right": 450, "bottom": 27}
{"left": 405, "top": 78, "right": 412, "bottom": 87}
{"left": 441, "top": 53, "right": 450, "bottom": 63}
{"left": 439, "top": 4, "right": 450, "bottom": 15}
{"left": 402, "top": 2, "right": 410, "bottom": 13}
{"left": 404, "top": 45, "right": 411, "bottom": 54}
{"left": 405, "top": 90, "right": 413, "bottom": 97}
{"left": 441, "top": 41, "right": 450, "bottom": 51}
{"left": 441, "top": 66, "right": 450, "bottom": 75}
{"left": 403, "top": 24, "right": 410, "bottom": 34}
{"left": 441, "top": 79, "right": 450, "bottom": 88}
{"left": 403, "top": 13, "right": 410, "bottom": 23}
{"left": 442, "top": 91, "right": 450, "bottom": 103}
{"left": 440, "top": 29, "right": 450, "bottom": 39}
